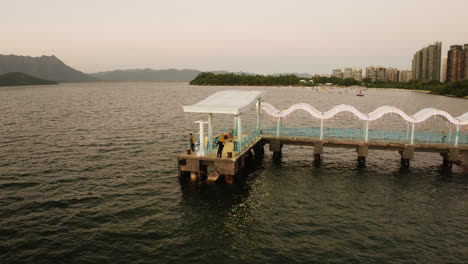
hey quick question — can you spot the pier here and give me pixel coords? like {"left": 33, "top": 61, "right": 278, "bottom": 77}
{"left": 178, "top": 90, "right": 468, "bottom": 183}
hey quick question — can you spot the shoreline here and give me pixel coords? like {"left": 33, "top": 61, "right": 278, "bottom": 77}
{"left": 189, "top": 83, "right": 467, "bottom": 98}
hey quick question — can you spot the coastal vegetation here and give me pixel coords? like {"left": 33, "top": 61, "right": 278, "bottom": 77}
{"left": 190, "top": 72, "right": 468, "bottom": 97}
{"left": 0, "top": 72, "right": 57, "bottom": 87}
{"left": 190, "top": 72, "right": 303, "bottom": 86}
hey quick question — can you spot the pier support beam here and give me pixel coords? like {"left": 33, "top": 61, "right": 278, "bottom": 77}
{"left": 441, "top": 149, "right": 459, "bottom": 171}
{"left": 410, "top": 123, "right": 415, "bottom": 145}
{"left": 208, "top": 113, "right": 213, "bottom": 150}
{"left": 357, "top": 145, "right": 368, "bottom": 167}
{"left": 233, "top": 115, "right": 238, "bottom": 137}
{"left": 224, "top": 175, "right": 235, "bottom": 184}
{"left": 253, "top": 141, "right": 265, "bottom": 160}
{"left": 270, "top": 139, "right": 282, "bottom": 164}
{"left": 313, "top": 141, "right": 324, "bottom": 166}
{"left": 199, "top": 165, "right": 208, "bottom": 181}
{"left": 276, "top": 118, "right": 282, "bottom": 138}
{"left": 399, "top": 146, "right": 414, "bottom": 168}
{"left": 256, "top": 98, "right": 261, "bottom": 134}
{"left": 320, "top": 119, "right": 324, "bottom": 140}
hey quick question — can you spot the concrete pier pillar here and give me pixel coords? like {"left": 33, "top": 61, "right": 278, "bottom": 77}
{"left": 313, "top": 141, "right": 324, "bottom": 166}
{"left": 442, "top": 157, "right": 453, "bottom": 170}
{"left": 273, "top": 151, "right": 282, "bottom": 163}
{"left": 357, "top": 156, "right": 366, "bottom": 167}
{"left": 224, "top": 175, "right": 235, "bottom": 184}
{"left": 253, "top": 142, "right": 264, "bottom": 160}
{"left": 314, "top": 154, "right": 321, "bottom": 165}
{"left": 441, "top": 149, "right": 459, "bottom": 171}
{"left": 399, "top": 146, "right": 414, "bottom": 169}
{"left": 357, "top": 145, "right": 368, "bottom": 167}
{"left": 199, "top": 165, "right": 208, "bottom": 181}
{"left": 270, "top": 139, "right": 282, "bottom": 164}
{"left": 400, "top": 158, "right": 410, "bottom": 168}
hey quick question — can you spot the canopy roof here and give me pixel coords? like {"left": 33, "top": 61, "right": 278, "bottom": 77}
{"left": 183, "top": 90, "right": 264, "bottom": 115}
{"left": 262, "top": 102, "right": 468, "bottom": 125}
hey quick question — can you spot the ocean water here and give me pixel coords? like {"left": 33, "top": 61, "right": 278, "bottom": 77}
{"left": 1, "top": 82, "right": 467, "bottom": 263}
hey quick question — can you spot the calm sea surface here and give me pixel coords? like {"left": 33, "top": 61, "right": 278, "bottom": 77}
{"left": 1, "top": 82, "right": 467, "bottom": 263}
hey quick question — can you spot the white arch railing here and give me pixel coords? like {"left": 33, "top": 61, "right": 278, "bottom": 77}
{"left": 261, "top": 102, "right": 468, "bottom": 146}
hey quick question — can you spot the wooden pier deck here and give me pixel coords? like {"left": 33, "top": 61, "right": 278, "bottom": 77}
{"left": 178, "top": 134, "right": 467, "bottom": 183}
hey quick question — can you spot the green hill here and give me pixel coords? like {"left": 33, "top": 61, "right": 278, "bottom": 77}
{"left": 0, "top": 72, "right": 58, "bottom": 87}
{"left": 0, "top": 54, "right": 99, "bottom": 82}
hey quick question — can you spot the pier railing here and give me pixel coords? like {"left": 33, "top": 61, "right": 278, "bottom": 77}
{"left": 234, "top": 130, "right": 260, "bottom": 153}
{"left": 262, "top": 126, "right": 467, "bottom": 146}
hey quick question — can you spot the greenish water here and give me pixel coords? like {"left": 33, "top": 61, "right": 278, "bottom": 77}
{"left": 1, "top": 82, "right": 467, "bottom": 263}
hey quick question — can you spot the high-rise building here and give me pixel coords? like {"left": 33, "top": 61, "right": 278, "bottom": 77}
{"left": 411, "top": 42, "right": 442, "bottom": 81}
{"left": 343, "top": 68, "right": 353, "bottom": 79}
{"left": 446, "top": 45, "right": 465, "bottom": 82}
{"left": 366, "top": 66, "right": 387, "bottom": 82}
{"left": 332, "top": 68, "right": 362, "bottom": 81}
{"left": 353, "top": 68, "right": 362, "bottom": 81}
{"left": 386, "top": 68, "right": 399, "bottom": 82}
{"left": 332, "top": 69, "right": 343, "bottom": 78}
{"left": 399, "top": 70, "right": 412, "bottom": 82}
{"left": 441, "top": 58, "right": 447, "bottom": 82}
{"left": 465, "top": 44, "right": 468, "bottom": 79}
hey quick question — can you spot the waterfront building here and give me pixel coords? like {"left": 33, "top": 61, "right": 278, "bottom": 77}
{"left": 343, "top": 68, "right": 353, "bottom": 79}
{"left": 353, "top": 68, "right": 362, "bottom": 81}
{"left": 366, "top": 66, "right": 387, "bottom": 82}
{"left": 446, "top": 45, "right": 465, "bottom": 82}
{"left": 332, "top": 68, "right": 362, "bottom": 81}
{"left": 465, "top": 44, "right": 468, "bottom": 79}
{"left": 441, "top": 58, "right": 447, "bottom": 82}
{"left": 399, "top": 70, "right": 412, "bottom": 82}
{"left": 332, "top": 69, "right": 343, "bottom": 78}
{"left": 386, "top": 68, "right": 399, "bottom": 82}
{"left": 412, "top": 42, "right": 442, "bottom": 81}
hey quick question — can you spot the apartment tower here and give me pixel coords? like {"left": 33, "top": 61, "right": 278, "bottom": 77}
{"left": 465, "top": 44, "right": 468, "bottom": 79}
{"left": 412, "top": 42, "right": 442, "bottom": 81}
{"left": 446, "top": 45, "right": 465, "bottom": 82}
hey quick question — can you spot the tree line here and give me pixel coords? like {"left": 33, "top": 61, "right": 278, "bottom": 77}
{"left": 190, "top": 72, "right": 468, "bottom": 97}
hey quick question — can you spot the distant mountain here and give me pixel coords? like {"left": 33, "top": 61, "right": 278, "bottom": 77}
{"left": 0, "top": 54, "right": 99, "bottom": 82}
{"left": 90, "top": 69, "right": 202, "bottom": 82}
{"left": 0, "top": 72, "right": 58, "bottom": 87}
{"left": 89, "top": 69, "right": 264, "bottom": 82}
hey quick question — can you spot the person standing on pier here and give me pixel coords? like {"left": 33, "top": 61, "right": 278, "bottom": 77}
{"left": 217, "top": 136, "right": 225, "bottom": 158}
{"left": 189, "top": 133, "right": 195, "bottom": 152}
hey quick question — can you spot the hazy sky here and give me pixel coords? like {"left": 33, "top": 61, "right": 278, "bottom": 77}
{"left": 3, "top": 0, "right": 468, "bottom": 74}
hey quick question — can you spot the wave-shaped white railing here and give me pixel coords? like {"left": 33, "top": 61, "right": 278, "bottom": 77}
{"left": 261, "top": 102, "right": 468, "bottom": 125}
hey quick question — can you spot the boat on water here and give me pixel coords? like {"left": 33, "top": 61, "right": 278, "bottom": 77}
{"left": 356, "top": 90, "right": 364, "bottom": 96}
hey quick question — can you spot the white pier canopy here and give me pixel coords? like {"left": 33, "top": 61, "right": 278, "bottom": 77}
{"left": 183, "top": 90, "right": 265, "bottom": 155}
{"left": 183, "top": 90, "right": 264, "bottom": 115}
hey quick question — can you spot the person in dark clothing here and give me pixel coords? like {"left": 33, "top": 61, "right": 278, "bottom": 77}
{"left": 189, "top": 133, "right": 195, "bottom": 152}
{"left": 217, "top": 139, "right": 224, "bottom": 158}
